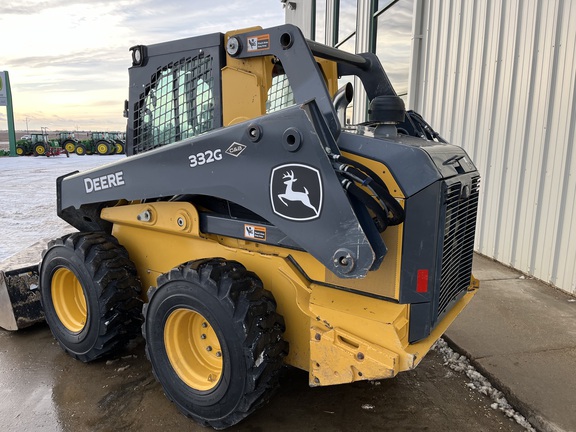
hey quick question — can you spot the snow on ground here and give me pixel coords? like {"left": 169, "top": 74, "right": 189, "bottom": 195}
{"left": 432, "top": 338, "right": 536, "bottom": 431}
{"left": 0, "top": 154, "right": 125, "bottom": 262}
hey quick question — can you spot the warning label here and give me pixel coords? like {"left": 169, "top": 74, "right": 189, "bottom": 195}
{"left": 244, "top": 224, "right": 266, "bottom": 241}
{"left": 247, "top": 34, "right": 270, "bottom": 52}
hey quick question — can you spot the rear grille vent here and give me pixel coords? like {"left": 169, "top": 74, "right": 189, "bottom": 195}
{"left": 437, "top": 176, "right": 480, "bottom": 319}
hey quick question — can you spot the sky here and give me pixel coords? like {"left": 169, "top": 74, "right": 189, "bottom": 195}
{"left": 0, "top": 0, "right": 285, "bottom": 132}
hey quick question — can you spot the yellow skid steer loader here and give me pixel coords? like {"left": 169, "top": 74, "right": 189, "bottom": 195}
{"left": 1, "top": 25, "right": 480, "bottom": 429}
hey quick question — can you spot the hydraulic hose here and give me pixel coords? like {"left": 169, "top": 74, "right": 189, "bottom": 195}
{"left": 331, "top": 155, "right": 405, "bottom": 226}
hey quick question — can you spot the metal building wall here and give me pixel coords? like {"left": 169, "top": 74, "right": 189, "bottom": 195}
{"left": 409, "top": 0, "right": 576, "bottom": 295}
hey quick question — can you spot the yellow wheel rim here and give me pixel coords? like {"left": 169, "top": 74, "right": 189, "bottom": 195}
{"left": 115, "top": 143, "right": 123, "bottom": 154}
{"left": 52, "top": 268, "right": 88, "bottom": 333}
{"left": 97, "top": 143, "right": 108, "bottom": 154}
{"left": 65, "top": 143, "right": 76, "bottom": 153}
{"left": 76, "top": 147, "right": 85, "bottom": 155}
{"left": 36, "top": 145, "right": 46, "bottom": 155}
{"left": 164, "top": 309, "right": 223, "bottom": 391}
{"left": 16, "top": 147, "right": 23, "bottom": 155}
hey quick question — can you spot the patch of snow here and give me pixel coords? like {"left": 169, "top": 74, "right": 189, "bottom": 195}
{"left": 361, "top": 404, "right": 375, "bottom": 410}
{"left": 255, "top": 351, "right": 265, "bottom": 367}
{"left": 0, "top": 155, "right": 125, "bottom": 262}
{"left": 432, "top": 338, "right": 535, "bottom": 431}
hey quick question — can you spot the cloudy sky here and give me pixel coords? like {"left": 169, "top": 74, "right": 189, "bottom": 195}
{"left": 0, "top": 0, "right": 284, "bottom": 132}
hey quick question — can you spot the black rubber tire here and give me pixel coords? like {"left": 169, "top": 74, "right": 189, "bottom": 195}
{"left": 143, "top": 259, "right": 288, "bottom": 429}
{"left": 63, "top": 140, "right": 76, "bottom": 153}
{"left": 75, "top": 143, "right": 86, "bottom": 155}
{"left": 39, "top": 232, "right": 143, "bottom": 362}
{"left": 95, "top": 140, "right": 110, "bottom": 155}
{"left": 33, "top": 143, "right": 47, "bottom": 156}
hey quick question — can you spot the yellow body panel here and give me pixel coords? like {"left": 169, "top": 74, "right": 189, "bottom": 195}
{"left": 322, "top": 153, "right": 405, "bottom": 299}
{"left": 222, "top": 28, "right": 339, "bottom": 126}
{"left": 101, "top": 201, "right": 478, "bottom": 385}
{"left": 309, "top": 283, "right": 476, "bottom": 385}
{"left": 222, "top": 28, "right": 274, "bottom": 126}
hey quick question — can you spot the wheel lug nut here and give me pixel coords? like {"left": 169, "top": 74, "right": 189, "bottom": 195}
{"left": 201, "top": 334, "right": 206, "bottom": 339}
{"left": 216, "top": 351, "right": 222, "bottom": 357}
{"left": 206, "top": 346, "right": 212, "bottom": 352}
{"left": 202, "top": 322, "right": 208, "bottom": 328}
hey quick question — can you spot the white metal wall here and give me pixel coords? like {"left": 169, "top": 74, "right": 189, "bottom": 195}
{"left": 409, "top": 0, "right": 576, "bottom": 295}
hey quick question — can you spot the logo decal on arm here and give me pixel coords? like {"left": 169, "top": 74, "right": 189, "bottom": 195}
{"left": 270, "top": 164, "right": 323, "bottom": 221}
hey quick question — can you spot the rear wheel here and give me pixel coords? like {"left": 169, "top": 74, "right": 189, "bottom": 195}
{"left": 96, "top": 140, "right": 113, "bottom": 155}
{"left": 143, "top": 259, "right": 288, "bottom": 429}
{"left": 39, "top": 232, "right": 143, "bottom": 362}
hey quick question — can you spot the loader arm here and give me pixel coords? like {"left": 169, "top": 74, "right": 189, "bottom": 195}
{"left": 57, "top": 101, "right": 381, "bottom": 279}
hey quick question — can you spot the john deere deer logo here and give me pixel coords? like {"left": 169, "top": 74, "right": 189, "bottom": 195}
{"left": 270, "top": 164, "right": 322, "bottom": 221}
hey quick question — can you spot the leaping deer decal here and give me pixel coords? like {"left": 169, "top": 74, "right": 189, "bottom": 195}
{"left": 277, "top": 171, "right": 319, "bottom": 216}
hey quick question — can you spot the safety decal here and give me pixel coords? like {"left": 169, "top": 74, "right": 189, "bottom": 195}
{"left": 270, "top": 164, "right": 323, "bottom": 221}
{"left": 247, "top": 34, "right": 270, "bottom": 52}
{"left": 244, "top": 224, "right": 266, "bottom": 241}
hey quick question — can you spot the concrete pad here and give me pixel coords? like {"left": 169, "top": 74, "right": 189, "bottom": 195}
{"left": 476, "top": 348, "right": 576, "bottom": 432}
{"left": 445, "top": 254, "right": 576, "bottom": 432}
{"left": 446, "top": 278, "right": 576, "bottom": 358}
{"left": 472, "top": 254, "right": 521, "bottom": 280}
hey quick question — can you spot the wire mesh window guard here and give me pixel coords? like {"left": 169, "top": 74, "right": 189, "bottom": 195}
{"left": 133, "top": 55, "right": 214, "bottom": 154}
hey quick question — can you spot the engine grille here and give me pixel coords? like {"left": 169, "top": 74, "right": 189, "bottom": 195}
{"left": 436, "top": 176, "right": 480, "bottom": 320}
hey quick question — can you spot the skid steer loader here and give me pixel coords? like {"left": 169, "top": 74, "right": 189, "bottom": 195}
{"left": 2, "top": 25, "right": 480, "bottom": 429}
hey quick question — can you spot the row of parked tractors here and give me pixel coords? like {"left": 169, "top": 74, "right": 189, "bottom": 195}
{"left": 16, "top": 131, "right": 126, "bottom": 157}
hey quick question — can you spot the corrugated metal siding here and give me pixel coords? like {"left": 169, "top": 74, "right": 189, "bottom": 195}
{"left": 410, "top": 0, "right": 576, "bottom": 295}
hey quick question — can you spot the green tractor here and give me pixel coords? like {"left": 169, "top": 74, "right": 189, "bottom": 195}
{"left": 17, "top": 133, "right": 67, "bottom": 157}
{"left": 27, "top": 133, "right": 51, "bottom": 156}
{"left": 59, "top": 132, "right": 80, "bottom": 153}
{"left": 75, "top": 132, "right": 116, "bottom": 156}
{"left": 15, "top": 139, "right": 33, "bottom": 156}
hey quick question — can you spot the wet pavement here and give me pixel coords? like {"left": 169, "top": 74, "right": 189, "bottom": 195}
{"left": 0, "top": 324, "right": 526, "bottom": 432}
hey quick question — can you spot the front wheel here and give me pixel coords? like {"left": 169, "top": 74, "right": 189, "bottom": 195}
{"left": 143, "top": 259, "right": 288, "bottom": 429}
{"left": 33, "top": 143, "right": 47, "bottom": 156}
{"left": 39, "top": 233, "right": 143, "bottom": 362}
{"left": 75, "top": 144, "right": 86, "bottom": 155}
{"left": 63, "top": 141, "right": 76, "bottom": 153}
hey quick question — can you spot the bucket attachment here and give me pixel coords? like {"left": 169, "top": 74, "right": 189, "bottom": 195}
{"left": 0, "top": 241, "right": 46, "bottom": 331}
